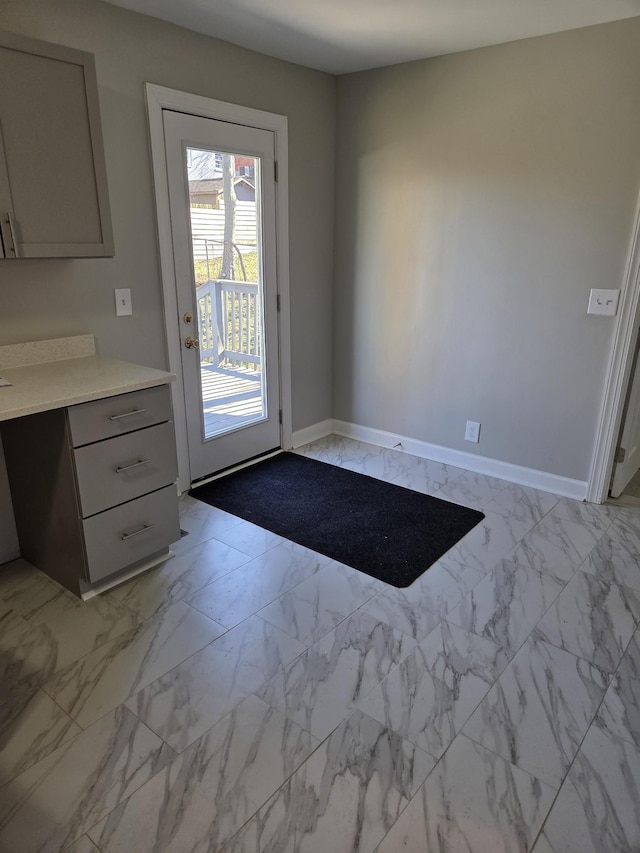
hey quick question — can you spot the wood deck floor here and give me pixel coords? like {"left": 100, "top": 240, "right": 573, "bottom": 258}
{"left": 200, "top": 362, "right": 264, "bottom": 438}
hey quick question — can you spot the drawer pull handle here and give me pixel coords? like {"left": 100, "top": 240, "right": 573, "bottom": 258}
{"left": 115, "top": 459, "right": 151, "bottom": 474}
{"left": 110, "top": 408, "right": 147, "bottom": 421}
{"left": 121, "top": 523, "right": 155, "bottom": 541}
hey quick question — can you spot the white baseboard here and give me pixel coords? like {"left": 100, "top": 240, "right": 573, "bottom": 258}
{"left": 296, "top": 418, "right": 588, "bottom": 500}
{"left": 291, "top": 419, "right": 334, "bottom": 449}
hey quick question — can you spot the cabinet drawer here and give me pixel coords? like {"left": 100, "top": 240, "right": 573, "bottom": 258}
{"left": 82, "top": 484, "right": 180, "bottom": 583}
{"left": 74, "top": 421, "right": 177, "bottom": 517}
{"left": 68, "top": 384, "right": 172, "bottom": 446}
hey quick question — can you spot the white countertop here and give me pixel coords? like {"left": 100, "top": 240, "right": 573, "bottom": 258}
{"left": 0, "top": 336, "right": 175, "bottom": 421}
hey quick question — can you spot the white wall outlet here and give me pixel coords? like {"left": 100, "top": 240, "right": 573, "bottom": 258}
{"left": 114, "top": 288, "right": 133, "bottom": 317}
{"left": 587, "top": 288, "right": 620, "bottom": 316}
{"left": 465, "top": 420, "right": 481, "bottom": 443}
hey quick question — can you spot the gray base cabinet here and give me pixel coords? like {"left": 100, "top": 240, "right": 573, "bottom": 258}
{"left": 1, "top": 384, "right": 180, "bottom": 596}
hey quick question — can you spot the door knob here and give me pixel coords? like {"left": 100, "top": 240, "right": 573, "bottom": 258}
{"left": 185, "top": 336, "right": 200, "bottom": 349}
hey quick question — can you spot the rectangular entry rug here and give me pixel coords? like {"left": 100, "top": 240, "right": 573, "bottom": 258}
{"left": 190, "top": 452, "right": 484, "bottom": 588}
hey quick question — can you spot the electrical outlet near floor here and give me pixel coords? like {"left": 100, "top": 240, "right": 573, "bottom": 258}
{"left": 465, "top": 420, "right": 481, "bottom": 443}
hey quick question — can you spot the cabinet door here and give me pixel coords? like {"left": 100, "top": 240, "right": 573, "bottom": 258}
{"left": 0, "top": 31, "right": 114, "bottom": 258}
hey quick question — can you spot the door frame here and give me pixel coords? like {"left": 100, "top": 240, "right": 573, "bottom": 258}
{"left": 587, "top": 189, "right": 640, "bottom": 503}
{"left": 146, "top": 83, "right": 292, "bottom": 492}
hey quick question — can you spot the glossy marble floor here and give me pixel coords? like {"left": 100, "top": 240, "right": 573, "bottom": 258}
{"left": 1, "top": 435, "right": 640, "bottom": 852}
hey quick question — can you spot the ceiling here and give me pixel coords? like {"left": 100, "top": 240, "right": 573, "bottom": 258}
{"left": 104, "top": 0, "right": 640, "bottom": 74}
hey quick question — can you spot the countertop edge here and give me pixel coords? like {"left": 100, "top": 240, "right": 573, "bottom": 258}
{"left": 0, "top": 356, "right": 176, "bottom": 422}
{"left": 0, "top": 375, "right": 175, "bottom": 422}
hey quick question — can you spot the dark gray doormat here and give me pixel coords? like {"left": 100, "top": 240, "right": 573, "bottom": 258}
{"left": 190, "top": 452, "right": 484, "bottom": 588}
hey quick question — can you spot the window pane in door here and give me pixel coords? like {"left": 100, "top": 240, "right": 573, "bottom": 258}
{"left": 186, "top": 147, "right": 267, "bottom": 440}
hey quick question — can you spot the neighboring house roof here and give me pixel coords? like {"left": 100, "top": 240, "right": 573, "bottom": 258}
{"left": 189, "top": 177, "right": 255, "bottom": 195}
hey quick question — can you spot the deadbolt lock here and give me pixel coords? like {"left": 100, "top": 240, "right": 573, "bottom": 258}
{"left": 183, "top": 312, "right": 193, "bottom": 324}
{"left": 184, "top": 336, "right": 200, "bottom": 349}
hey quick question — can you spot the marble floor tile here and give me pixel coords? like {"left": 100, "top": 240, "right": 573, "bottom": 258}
{"left": 88, "top": 694, "right": 317, "bottom": 853}
{"left": 108, "top": 537, "right": 251, "bottom": 619}
{"left": 359, "top": 621, "right": 507, "bottom": 759}
{"left": 0, "top": 558, "right": 42, "bottom": 599}
{"left": 0, "top": 685, "right": 81, "bottom": 785}
{"left": 464, "top": 635, "right": 610, "bottom": 788}
{"left": 538, "top": 725, "right": 640, "bottom": 853}
{"left": 65, "top": 837, "right": 101, "bottom": 853}
{"left": 484, "top": 483, "right": 560, "bottom": 525}
{"left": 299, "top": 437, "right": 465, "bottom": 491}
{"left": 220, "top": 709, "right": 435, "bottom": 853}
{"left": 3, "top": 438, "right": 637, "bottom": 852}
{"left": 605, "top": 512, "right": 640, "bottom": 559}
{"left": 548, "top": 498, "right": 616, "bottom": 534}
{"left": 361, "top": 589, "right": 442, "bottom": 644}
{"left": 438, "top": 511, "right": 534, "bottom": 574}
{"left": 428, "top": 470, "right": 507, "bottom": 510}
{"left": 42, "top": 601, "right": 225, "bottom": 728}
{"left": 611, "top": 507, "right": 640, "bottom": 541}
{"left": 530, "top": 836, "right": 555, "bottom": 853}
{"left": 376, "top": 734, "right": 556, "bottom": 853}
{"left": 257, "top": 561, "right": 383, "bottom": 647}
{"left": 295, "top": 435, "right": 384, "bottom": 471}
{"left": 127, "top": 615, "right": 306, "bottom": 751}
{"left": 214, "top": 519, "right": 284, "bottom": 557}
{"left": 0, "top": 610, "right": 73, "bottom": 701}
{"left": 257, "top": 609, "right": 416, "bottom": 740}
{"left": 0, "top": 567, "right": 72, "bottom": 622}
{"left": 374, "top": 451, "right": 430, "bottom": 489}
{"left": 506, "top": 514, "right": 602, "bottom": 583}
{"left": 0, "top": 591, "right": 141, "bottom": 692}
{"left": 325, "top": 442, "right": 389, "bottom": 480}
{"left": 421, "top": 457, "right": 467, "bottom": 486}
{"left": 383, "top": 454, "right": 464, "bottom": 493}
{"left": 172, "top": 497, "right": 242, "bottom": 556}
{"left": 582, "top": 527, "right": 640, "bottom": 592}
{"left": 361, "top": 562, "right": 485, "bottom": 641}
{"left": 186, "top": 540, "right": 330, "bottom": 629}
{"left": 0, "top": 705, "right": 173, "bottom": 853}
{"left": 20, "top": 591, "right": 140, "bottom": 651}
{"left": 595, "top": 628, "right": 640, "bottom": 749}
{"left": 533, "top": 571, "right": 640, "bottom": 672}
{"left": 446, "top": 559, "right": 564, "bottom": 659}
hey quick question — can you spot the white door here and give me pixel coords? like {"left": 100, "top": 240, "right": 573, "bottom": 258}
{"left": 163, "top": 110, "right": 281, "bottom": 481}
{"left": 611, "top": 328, "right": 640, "bottom": 497}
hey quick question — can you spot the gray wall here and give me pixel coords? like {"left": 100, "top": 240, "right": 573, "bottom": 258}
{"left": 0, "top": 0, "right": 336, "bottom": 562}
{"left": 333, "top": 19, "right": 640, "bottom": 481}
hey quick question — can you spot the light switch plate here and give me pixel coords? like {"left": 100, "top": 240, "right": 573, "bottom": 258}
{"left": 587, "top": 288, "right": 620, "bottom": 316}
{"left": 114, "top": 288, "right": 133, "bottom": 317}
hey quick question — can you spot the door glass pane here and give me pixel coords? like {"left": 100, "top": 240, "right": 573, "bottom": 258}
{"left": 186, "top": 147, "right": 267, "bottom": 440}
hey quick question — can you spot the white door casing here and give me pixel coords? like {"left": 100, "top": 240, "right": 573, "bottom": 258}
{"left": 145, "top": 84, "right": 292, "bottom": 492}
{"left": 611, "top": 328, "right": 640, "bottom": 497}
{"left": 587, "top": 189, "right": 640, "bottom": 503}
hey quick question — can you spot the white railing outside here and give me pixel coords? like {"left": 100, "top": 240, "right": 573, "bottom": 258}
{"left": 196, "top": 279, "right": 261, "bottom": 369}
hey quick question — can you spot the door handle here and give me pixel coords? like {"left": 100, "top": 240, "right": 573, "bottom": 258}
{"left": 185, "top": 336, "right": 200, "bottom": 349}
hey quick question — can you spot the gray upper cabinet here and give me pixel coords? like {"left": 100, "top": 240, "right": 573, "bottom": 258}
{"left": 0, "top": 31, "right": 114, "bottom": 258}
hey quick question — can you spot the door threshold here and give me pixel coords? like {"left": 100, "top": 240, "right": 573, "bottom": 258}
{"left": 190, "top": 448, "right": 282, "bottom": 490}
